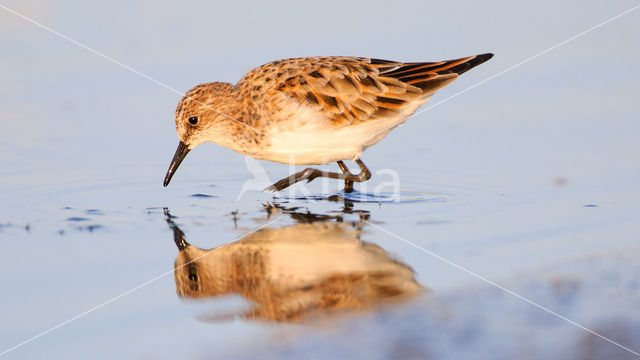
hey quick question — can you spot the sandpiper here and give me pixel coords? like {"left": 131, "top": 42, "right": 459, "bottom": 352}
{"left": 163, "top": 54, "right": 493, "bottom": 191}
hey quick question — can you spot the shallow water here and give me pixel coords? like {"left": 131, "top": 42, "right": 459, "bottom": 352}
{"left": 2, "top": 1, "right": 640, "bottom": 359}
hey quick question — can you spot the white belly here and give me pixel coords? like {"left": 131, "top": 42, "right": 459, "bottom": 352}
{"left": 255, "top": 101, "right": 425, "bottom": 165}
{"left": 256, "top": 120, "right": 402, "bottom": 164}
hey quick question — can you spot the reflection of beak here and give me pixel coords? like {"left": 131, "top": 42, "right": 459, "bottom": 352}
{"left": 172, "top": 223, "right": 189, "bottom": 250}
{"left": 164, "top": 208, "right": 190, "bottom": 250}
{"left": 164, "top": 141, "right": 190, "bottom": 187}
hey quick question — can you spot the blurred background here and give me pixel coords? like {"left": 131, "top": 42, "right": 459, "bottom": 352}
{"left": 1, "top": 1, "right": 639, "bottom": 359}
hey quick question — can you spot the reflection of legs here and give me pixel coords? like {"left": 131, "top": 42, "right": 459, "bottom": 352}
{"left": 264, "top": 159, "right": 372, "bottom": 192}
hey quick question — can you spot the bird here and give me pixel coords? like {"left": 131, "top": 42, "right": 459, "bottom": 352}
{"left": 163, "top": 54, "right": 493, "bottom": 192}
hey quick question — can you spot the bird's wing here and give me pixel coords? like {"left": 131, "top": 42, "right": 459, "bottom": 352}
{"left": 241, "top": 54, "right": 492, "bottom": 126}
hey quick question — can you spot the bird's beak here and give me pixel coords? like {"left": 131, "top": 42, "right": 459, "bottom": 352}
{"left": 164, "top": 141, "right": 190, "bottom": 187}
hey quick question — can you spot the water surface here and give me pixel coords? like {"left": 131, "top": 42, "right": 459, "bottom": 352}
{"left": 2, "top": 1, "right": 640, "bottom": 359}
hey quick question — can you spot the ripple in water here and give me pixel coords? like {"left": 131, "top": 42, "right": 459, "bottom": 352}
{"left": 190, "top": 193, "right": 218, "bottom": 198}
{"left": 66, "top": 217, "right": 90, "bottom": 222}
{"left": 275, "top": 190, "right": 448, "bottom": 204}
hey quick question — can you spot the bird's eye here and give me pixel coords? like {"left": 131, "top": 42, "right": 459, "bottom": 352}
{"left": 188, "top": 116, "right": 199, "bottom": 126}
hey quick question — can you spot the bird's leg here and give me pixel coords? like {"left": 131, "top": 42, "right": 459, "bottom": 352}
{"left": 264, "top": 159, "right": 372, "bottom": 192}
{"left": 264, "top": 167, "right": 340, "bottom": 192}
{"left": 337, "top": 161, "right": 354, "bottom": 193}
{"left": 338, "top": 159, "right": 371, "bottom": 193}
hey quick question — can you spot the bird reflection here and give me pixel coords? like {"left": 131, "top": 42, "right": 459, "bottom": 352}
{"left": 165, "top": 206, "right": 423, "bottom": 323}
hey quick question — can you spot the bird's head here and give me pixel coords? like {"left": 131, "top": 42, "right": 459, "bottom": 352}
{"left": 164, "top": 82, "right": 235, "bottom": 187}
